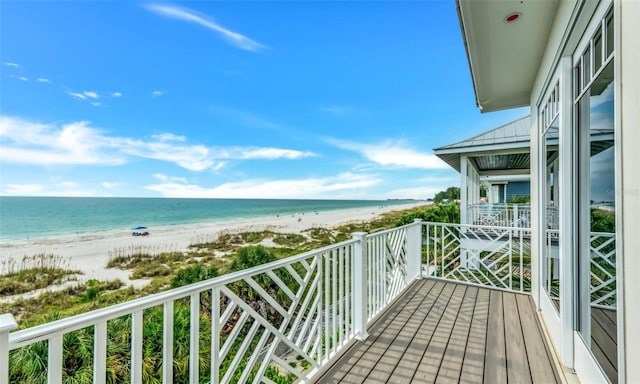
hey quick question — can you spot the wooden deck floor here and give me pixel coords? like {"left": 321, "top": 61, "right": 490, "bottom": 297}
{"left": 592, "top": 307, "right": 617, "bottom": 383}
{"left": 314, "top": 279, "right": 561, "bottom": 384}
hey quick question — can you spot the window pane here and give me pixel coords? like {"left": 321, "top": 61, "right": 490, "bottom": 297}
{"left": 583, "top": 47, "right": 591, "bottom": 89}
{"left": 574, "top": 66, "right": 581, "bottom": 99}
{"left": 543, "top": 115, "right": 560, "bottom": 312}
{"left": 576, "top": 61, "right": 617, "bottom": 383}
{"left": 606, "top": 13, "right": 614, "bottom": 58}
{"left": 594, "top": 28, "right": 603, "bottom": 73}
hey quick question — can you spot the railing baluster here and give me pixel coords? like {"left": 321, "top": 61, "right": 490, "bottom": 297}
{"left": 332, "top": 249, "right": 337, "bottom": 355}
{"left": 211, "top": 289, "right": 219, "bottom": 384}
{"left": 49, "top": 334, "right": 63, "bottom": 384}
{"left": 338, "top": 246, "right": 345, "bottom": 347}
{"left": 382, "top": 235, "right": 387, "bottom": 307}
{"left": 94, "top": 321, "right": 107, "bottom": 384}
{"left": 317, "top": 249, "right": 323, "bottom": 364}
{"left": 520, "top": 230, "right": 524, "bottom": 292}
{"left": 352, "top": 232, "right": 368, "bottom": 341}
{"left": 163, "top": 301, "right": 174, "bottom": 384}
{"left": 509, "top": 231, "right": 513, "bottom": 290}
{"left": 131, "top": 311, "right": 143, "bottom": 384}
{"left": 345, "top": 244, "right": 352, "bottom": 339}
{"left": 324, "top": 252, "right": 330, "bottom": 360}
{"left": 190, "top": 293, "right": 199, "bottom": 384}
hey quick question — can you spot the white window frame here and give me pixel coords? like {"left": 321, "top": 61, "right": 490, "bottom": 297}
{"left": 571, "top": 1, "right": 618, "bottom": 383}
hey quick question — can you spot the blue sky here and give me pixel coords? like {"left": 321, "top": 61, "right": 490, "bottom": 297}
{"left": 0, "top": 1, "right": 528, "bottom": 199}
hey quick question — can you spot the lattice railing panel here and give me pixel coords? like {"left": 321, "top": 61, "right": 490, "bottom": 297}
{"left": 424, "top": 223, "right": 531, "bottom": 293}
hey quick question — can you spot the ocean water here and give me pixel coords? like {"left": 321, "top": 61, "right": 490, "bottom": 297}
{"left": 0, "top": 197, "right": 418, "bottom": 243}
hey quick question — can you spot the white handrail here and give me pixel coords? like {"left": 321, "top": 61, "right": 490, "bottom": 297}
{"left": 2, "top": 222, "right": 424, "bottom": 384}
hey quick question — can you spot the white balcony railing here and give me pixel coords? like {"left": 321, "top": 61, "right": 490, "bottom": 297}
{"left": 467, "top": 203, "right": 559, "bottom": 230}
{"left": 4, "top": 220, "right": 611, "bottom": 383}
{"left": 423, "top": 222, "right": 532, "bottom": 293}
{"left": 0, "top": 221, "right": 422, "bottom": 384}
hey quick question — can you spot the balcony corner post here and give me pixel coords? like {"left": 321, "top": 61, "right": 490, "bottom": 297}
{"left": 0, "top": 314, "right": 18, "bottom": 384}
{"left": 352, "top": 232, "right": 369, "bottom": 341}
{"left": 408, "top": 219, "right": 423, "bottom": 281}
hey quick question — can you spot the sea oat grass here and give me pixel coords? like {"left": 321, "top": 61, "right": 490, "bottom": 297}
{"left": 0, "top": 253, "right": 81, "bottom": 295}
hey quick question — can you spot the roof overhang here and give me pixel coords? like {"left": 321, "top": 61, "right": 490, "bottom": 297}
{"left": 457, "top": 0, "right": 559, "bottom": 112}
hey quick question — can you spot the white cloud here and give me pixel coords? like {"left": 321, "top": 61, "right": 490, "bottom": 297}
{"left": 66, "top": 90, "right": 104, "bottom": 106}
{"left": 37, "top": 78, "right": 52, "bottom": 84}
{"left": 153, "top": 133, "right": 186, "bottom": 142}
{"left": 145, "top": 172, "right": 381, "bottom": 199}
{"left": 102, "top": 181, "right": 122, "bottom": 189}
{"left": 3, "top": 182, "right": 96, "bottom": 197}
{"left": 0, "top": 117, "right": 125, "bottom": 166}
{"left": 3, "top": 62, "right": 20, "bottom": 68}
{"left": 0, "top": 116, "right": 314, "bottom": 171}
{"left": 326, "top": 138, "right": 448, "bottom": 170}
{"left": 112, "top": 92, "right": 122, "bottom": 97}
{"left": 235, "top": 147, "right": 315, "bottom": 160}
{"left": 145, "top": 4, "right": 267, "bottom": 52}
{"left": 66, "top": 91, "right": 86, "bottom": 100}
{"left": 151, "top": 90, "right": 165, "bottom": 98}
{"left": 13, "top": 76, "right": 29, "bottom": 81}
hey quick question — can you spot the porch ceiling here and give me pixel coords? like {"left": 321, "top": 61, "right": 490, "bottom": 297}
{"left": 457, "top": 0, "right": 559, "bottom": 112}
{"left": 434, "top": 116, "right": 531, "bottom": 173}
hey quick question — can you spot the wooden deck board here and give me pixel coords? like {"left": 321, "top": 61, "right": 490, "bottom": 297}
{"left": 515, "top": 294, "right": 559, "bottom": 384}
{"left": 412, "top": 284, "right": 467, "bottom": 382}
{"left": 313, "top": 279, "right": 561, "bottom": 384}
{"left": 459, "top": 288, "right": 490, "bottom": 384}
{"left": 503, "top": 292, "right": 532, "bottom": 384}
{"left": 322, "top": 279, "right": 431, "bottom": 383}
{"left": 362, "top": 281, "right": 449, "bottom": 383}
{"left": 434, "top": 286, "right": 478, "bottom": 383}
{"left": 385, "top": 282, "right": 454, "bottom": 383}
{"left": 483, "top": 290, "right": 507, "bottom": 384}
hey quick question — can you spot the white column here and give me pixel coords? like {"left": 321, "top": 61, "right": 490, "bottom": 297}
{"left": 406, "top": 219, "right": 423, "bottom": 281}
{"left": 0, "top": 314, "right": 17, "bottom": 384}
{"left": 352, "top": 232, "right": 369, "bottom": 341}
{"left": 460, "top": 155, "right": 468, "bottom": 225}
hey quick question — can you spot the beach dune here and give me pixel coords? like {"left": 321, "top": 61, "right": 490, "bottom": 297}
{"left": 0, "top": 203, "right": 425, "bottom": 289}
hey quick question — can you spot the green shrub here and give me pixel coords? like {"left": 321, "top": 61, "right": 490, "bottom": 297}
{"left": 395, "top": 203, "right": 460, "bottom": 226}
{"left": 229, "top": 246, "right": 277, "bottom": 272}
{"left": 171, "top": 265, "right": 220, "bottom": 288}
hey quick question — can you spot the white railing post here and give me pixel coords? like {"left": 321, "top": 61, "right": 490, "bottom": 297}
{"left": 352, "top": 232, "right": 369, "bottom": 341}
{"left": 513, "top": 204, "right": 519, "bottom": 228}
{"left": 407, "top": 219, "right": 423, "bottom": 282}
{"left": 0, "top": 314, "right": 17, "bottom": 384}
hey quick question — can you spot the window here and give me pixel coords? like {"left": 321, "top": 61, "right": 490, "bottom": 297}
{"left": 573, "top": 7, "right": 617, "bottom": 382}
{"left": 540, "top": 82, "right": 561, "bottom": 312}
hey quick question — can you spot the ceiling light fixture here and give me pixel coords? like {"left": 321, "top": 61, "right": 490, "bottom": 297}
{"left": 505, "top": 12, "right": 522, "bottom": 23}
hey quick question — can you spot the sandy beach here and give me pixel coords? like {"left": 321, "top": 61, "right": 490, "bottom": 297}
{"left": 0, "top": 202, "right": 426, "bottom": 289}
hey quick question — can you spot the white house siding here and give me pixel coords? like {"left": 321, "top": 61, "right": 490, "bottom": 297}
{"left": 528, "top": 0, "right": 640, "bottom": 382}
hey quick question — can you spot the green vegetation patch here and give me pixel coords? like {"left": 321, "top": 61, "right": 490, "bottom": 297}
{"left": 0, "top": 253, "right": 81, "bottom": 296}
{"left": 272, "top": 233, "right": 307, "bottom": 247}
